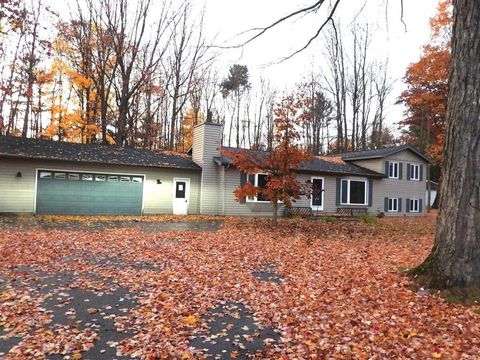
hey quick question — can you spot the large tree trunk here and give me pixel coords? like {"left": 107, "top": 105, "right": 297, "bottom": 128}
{"left": 415, "top": 0, "right": 480, "bottom": 288}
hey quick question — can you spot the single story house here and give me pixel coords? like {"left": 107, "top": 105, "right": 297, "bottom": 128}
{"left": 0, "top": 122, "right": 430, "bottom": 216}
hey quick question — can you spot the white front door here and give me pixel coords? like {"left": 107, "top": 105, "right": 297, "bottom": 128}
{"left": 172, "top": 178, "right": 190, "bottom": 215}
{"left": 311, "top": 176, "right": 324, "bottom": 211}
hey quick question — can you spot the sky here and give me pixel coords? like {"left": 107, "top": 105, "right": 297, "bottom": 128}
{"left": 46, "top": 0, "right": 440, "bottom": 133}
{"left": 197, "top": 0, "right": 440, "bottom": 131}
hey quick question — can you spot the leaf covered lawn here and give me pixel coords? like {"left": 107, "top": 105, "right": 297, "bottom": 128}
{"left": 1, "top": 215, "right": 479, "bottom": 359}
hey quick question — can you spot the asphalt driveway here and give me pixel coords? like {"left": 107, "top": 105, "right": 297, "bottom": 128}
{"left": 0, "top": 218, "right": 282, "bottom": 359}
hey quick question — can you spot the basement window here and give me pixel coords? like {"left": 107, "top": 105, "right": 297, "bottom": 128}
{"left": 388, "top": 198, "right": 399, "bottom": 212}
{"left": 409, "top": 199, "right": 420, "bottom": 213}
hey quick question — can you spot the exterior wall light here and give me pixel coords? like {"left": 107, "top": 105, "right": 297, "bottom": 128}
{"left": 157, "top": 179, "right": 162, "bottom": 184}
{"left": 16, "top": 172, "right": 22, "bottom": 178}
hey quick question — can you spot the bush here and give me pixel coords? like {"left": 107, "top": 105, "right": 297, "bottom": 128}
{"left": 358, "top": 213, "right": 377, "bottom": 224}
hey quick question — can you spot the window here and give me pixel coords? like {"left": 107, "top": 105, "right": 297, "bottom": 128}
{"left": 39, "top": 171, "right": 52, "bottom": 179}
{"left": 82, "top": 174, "right": 93, "bottom": 181}
{"left": 409, "top": 198, "right": 420, "bottom": 213}
{"left": 54, "top": 172, "right": 66, "bottom": 180}
{"left": 410, "top": 164, "right": 420, "bottom": 180}
{"left": 388, "top": 162, "right": 399, "bottom": 179}
{"left": 68, "top": 173, "right": 80, "bottom": 181}
{"left": 388, "top": 198, "right": 399, "bottom": 212}
{"left": 95, "top": 175, "right": 106, "bottom": 182}
{"left": 246, "top": 173, "right": 269, "bottom": 202}
{"left": 108, "top": 175, "right": 119, "bottom": 182}
{"left": 120, "top": 176, "right": 130, "bottom": 183}
{"left": 340, "top": 179, "right": 368, "bottom": 205}
{"left": 132, "top": 177, "right": 143, "bottom": 183}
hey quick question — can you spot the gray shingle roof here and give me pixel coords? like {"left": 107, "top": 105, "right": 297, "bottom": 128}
{"left": 215, "top": 147, "right": 384, "bottom": 178}
{"left": 0, "top": 136, "right": 201, "bottom": 170}
{"left": 338, "top": 144, "right": 431, "bottom": 163}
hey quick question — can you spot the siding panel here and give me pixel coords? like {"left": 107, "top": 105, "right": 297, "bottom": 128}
{"left": 0, "top": 158, "right": 201, "bottom": 214}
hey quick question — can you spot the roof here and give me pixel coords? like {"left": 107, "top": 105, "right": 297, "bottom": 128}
{"left": 215, "top": 147, "right": 384, "bottom": 178}
{"left": 0, "top": 136, "right": 201, "bottom": 170}
{"left": 338, "top": 144, "right": 432, "bottom": 163}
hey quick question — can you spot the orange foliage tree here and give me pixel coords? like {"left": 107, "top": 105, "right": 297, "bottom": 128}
{"left": 398, "top": 0, "right": 452, "bottom": 174}
{"left": 226, "top": 95, "right": 311, "bottom": 226}
{"left": 42, "top": 37, "right": 100, "bottom": 143}
{"left": 177, "top": 108, "right": 204, "bottom": 152}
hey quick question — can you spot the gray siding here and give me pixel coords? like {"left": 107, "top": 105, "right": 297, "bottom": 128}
{"left": 0, "top": 158, "right": 200, "bottom": 214}
{"left": 223, "top": 167, "right": 283, "bottom": 216}
{"left": 192, "top": 123, "right": 222, "bottom": 215}
{"left": 351, "top": 150, "right": 427, "bottom": 216}
{"left": 222, "top": 170, "right": 370, "bottom": 216}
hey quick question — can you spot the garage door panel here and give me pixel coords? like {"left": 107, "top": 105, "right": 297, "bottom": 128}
{"left": 36, "top": 171, "right": 144, "bottom": 215}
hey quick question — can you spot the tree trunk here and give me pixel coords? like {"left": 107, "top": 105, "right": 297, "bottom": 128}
{"left": 272, "top": 200, "right": 278, "bottom": 226}
{"left": 415, "top": 0, "right": 480, "bottom": 288}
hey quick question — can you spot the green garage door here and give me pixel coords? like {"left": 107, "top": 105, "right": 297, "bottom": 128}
{"left": 36, "top": 170, "right": 144, "bottom": 215}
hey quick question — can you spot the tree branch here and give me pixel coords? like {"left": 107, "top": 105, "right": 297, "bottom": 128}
{"left": 213, "top": 0, "right": 327, "bottom": 49}
{"left": 279, "top": 0, "right": 341, "bottom": 62}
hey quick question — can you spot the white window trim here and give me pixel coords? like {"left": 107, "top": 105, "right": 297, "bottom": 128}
{"left": 388, "top": 197, "right": 399, "bottom": 212}
{"left": 410, "top": 164, "right": 420, "bottom": 181}
{"left": 246, "top": 173, "right": 270, "bottom": 203}
{"left": 409, "top": 198, "right": 420, "bottom": 213}
{"left": 388, "top": 161, "right": 399, "bottom": 179}
{"left": 310, "top": 176, "right": 324, "bottom": 211}
{"left": 340, "top": 179, "right": 368, "bottom": 206}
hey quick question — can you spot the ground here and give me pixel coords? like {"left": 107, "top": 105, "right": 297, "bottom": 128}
{"left": 0, "top": 214, "right": 479, "bottom": 359}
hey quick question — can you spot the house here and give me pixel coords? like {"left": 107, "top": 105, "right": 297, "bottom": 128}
{"left": 0, "top": 122, "right": 430, "bottom": 216}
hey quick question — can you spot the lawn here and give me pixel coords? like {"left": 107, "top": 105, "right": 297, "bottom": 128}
{"left": 1, "top": 214, "right": 479, "bottom": 359}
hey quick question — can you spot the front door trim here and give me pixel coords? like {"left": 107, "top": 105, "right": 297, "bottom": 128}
{"left": 310, "top": 176, "right": 324, "bottom": 211}
{"left": 172, "top": 177, "right": 190, "bottom": 215}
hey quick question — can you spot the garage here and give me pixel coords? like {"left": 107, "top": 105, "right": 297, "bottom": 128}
{"left": 36, "top": 170, "right": 144, "bottom": 215}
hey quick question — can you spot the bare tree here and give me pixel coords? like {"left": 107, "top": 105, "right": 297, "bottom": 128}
{"left": 103, "top": 0, "right": 170, "bottom": 146}
{"left": 163, "top": 1, "right": 209, "bottom": 149}
{"left": 371, "top": 61, "right": 394, "bottom": 148}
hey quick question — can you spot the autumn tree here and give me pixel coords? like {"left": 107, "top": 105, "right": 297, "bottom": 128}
{"left": 226, "top": 95, "right": 311, "bottom": 226}
{"left": 398, "top": 0, "right": 451, "bottom": 177}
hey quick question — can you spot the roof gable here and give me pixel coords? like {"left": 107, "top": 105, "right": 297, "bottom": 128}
{"left": 339, "top": 144, "right": 432, "bottom": 163}
{"left": 0, "top": 136, "right": 201, "bottom": 170}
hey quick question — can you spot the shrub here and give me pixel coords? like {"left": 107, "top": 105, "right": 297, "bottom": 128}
{"left": 359, "top": 213, "right": 377, "bottom": 224}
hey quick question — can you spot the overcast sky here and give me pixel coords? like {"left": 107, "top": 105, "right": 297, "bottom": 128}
{"left": 49, "top": 0, "right": 440, "bottom": 132}
{"left": 197, "top": 0, "right": 439, "bottom": 130}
